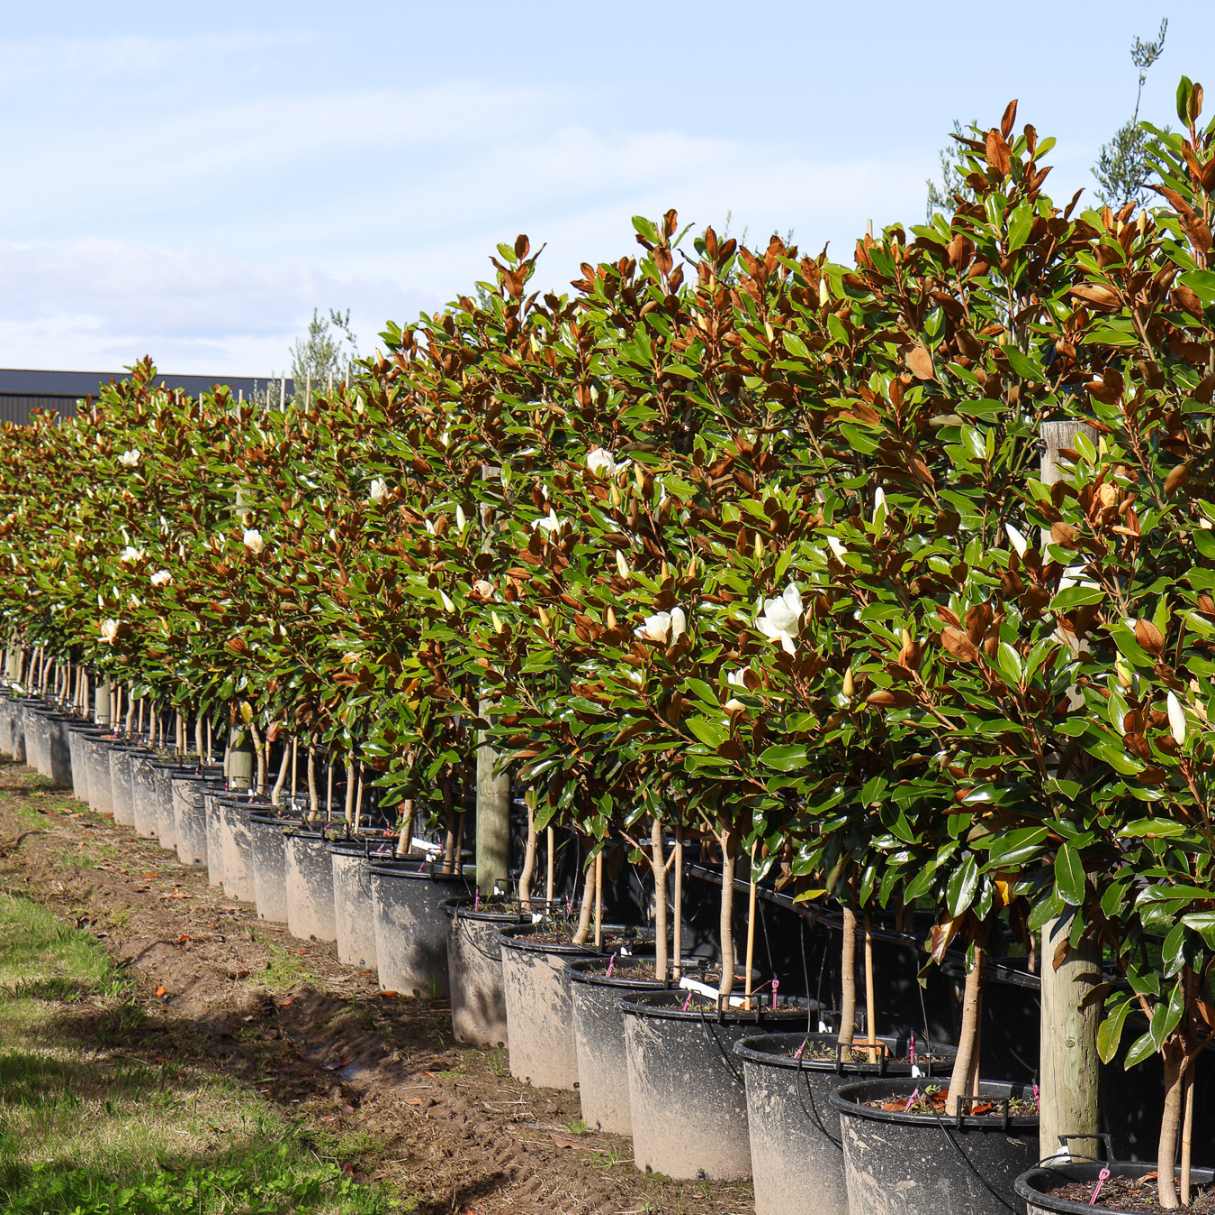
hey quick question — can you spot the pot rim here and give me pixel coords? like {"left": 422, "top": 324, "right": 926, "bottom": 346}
{"left": 828, "top": 1076, "right": 1038, "bottom": 1129}
{"left": 440, "top": 895, "right": 531, "bottom": 924}
{"left": 733, "top": 1030, "right": 957, "bottom": 1074}
{"left": 494, "top": 920, "right": 612, "bottom": 956}
{"left": 619, "top": 989, "right": 816, "bottom": 1023}
{"left": 1013, "top": 1160, "right": 1213, "bottom": 1215}
{"left": 368, "top": 856, "right": 475, "bottom": 882}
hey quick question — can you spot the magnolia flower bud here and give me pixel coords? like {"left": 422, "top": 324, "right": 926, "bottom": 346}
{"left": 754, "top": 534, "right": 764, "bottom": 561}
{"left": 243, "top": 529, "right": 265, "bottom": 555}
{"left": 606, "top": 607, "right": 618, "bottom": 629}
{"left": 1167, "top": 691, "right": 1187, "bottom": 745}
{"left": 369, "top": 478, "right": 388, "bottom": 504}
{"left": 1116, "top": 662, "right": 1133, "bottom": 689}
{"left": 725, "top": 698, "right": 746, "bottom": 713}
{"left": 492, "top": 611, "right": 505, "bottom": 634}
{"left": 615, "top": 550, "right": 630, "bottom": 579}
{"left": 99, "top": 618, "right": 119, "bottom": 643}
{"left": 119, "top": 449, "right": 141, "bottom": 467}
{"left": 670, "top": 607, "right": 688, "bottom": 639}
{"left": 661, "top": 561, "right": 670, "bottom": 582}
{"left": 455, "top": 504, "right": 468, "bottom": 532}
{"left": 538, "top": 606, "right": 550, "bottom": 627}
{"left": 819, "top": 278, "right": 830, "bottom": 306}
{"left": 150, "top": 569, "right": 172, "bottom": 587}
{"left": 902, "top": 628, "right": 912, "bottom": 648}
{"left": 610, "top": 485, "right": 622, "bottom": 508}
{"left": 440, "top": 590, "right": 456, "bottom": 612}
{"left": 843, "top": 668, "right": 854, "bottom": 699}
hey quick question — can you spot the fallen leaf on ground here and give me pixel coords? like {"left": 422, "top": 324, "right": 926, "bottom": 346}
{"left": 406, "top": 1098, "right": 424, "bottom": 1107}
{"left": 154, "top": 985, "right": 167, "bottom": 998}
{"left": 550, "top": 1134, "right": 590, "bottom": 1150}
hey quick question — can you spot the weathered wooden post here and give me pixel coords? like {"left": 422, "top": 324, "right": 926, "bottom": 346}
{"left": 1039, "top": 419, "right": 1101, "bottom": 1160}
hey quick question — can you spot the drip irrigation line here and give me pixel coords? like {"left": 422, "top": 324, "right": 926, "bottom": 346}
{"left": 927, "top": 1103, "right": 1018, "bottom": 1213}
{"left": 697, "top": 1005, "right": 746, "bottom": 1087}
{"left": 794, "top": 1051, "right": 841, "bottom": 1146}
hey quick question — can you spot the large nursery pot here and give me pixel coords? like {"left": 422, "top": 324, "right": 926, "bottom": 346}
{"left": 442, "top": 896, "right": 530, "bottom": 1049}
{"left": 108, "top": 744, "right": 143, "bottom": 826}
{"left": 216, "top": 791, "right": 261, "bottom": 902}
{"left": 0, "top": 697, "right": 17, "bottom": 759}
{"left": 248, "top": 808, "right": 293, "bottom": 923}
{"left": 285, "top": 825, "right": 339, "bottom": 942}
{"left": 84, "top": 734, "right": 115, "bottom": 816}
{"left": 735, "top": 1031, "right": 957, "bottom": 1215}
{"left": 171, "top": 771, "right": 223, "bottom": 867}
{"left": 369, "top": 855, "right": 473, "bottom": 997}
{"left": 620, "top": 988, "right": 814, "bottom": 1182}
{"left": 829, "top": 1076, "right": 1039, "bottom": 1215}
{"left": 202, "top": 787, "right": 228, "bottom": 885}
{"left": 41, "top": 711, "right": 74, "bottom": 788}
{"left": 150, "top": 758, "right": 212, "bottom": 853}
{"left": 21, "top": 703, "right": 50, "bottom": 779}
{"left": 66, "top": 723, "right": 102, "bottom": 804}
{"left": 130, "top": 751, "right": 161, "bottom": 838}
{"left": 1015, "top": 1158, "right": 1215, "bottom": 1215}
{"left": 565, "top": 954, "right": 708, "bottom": 1136}
{"left": 330, "top": 836, "right": 381, "bottom": 968}
{"left": 496, "top": 920, "right": 606, "bottom": 1089}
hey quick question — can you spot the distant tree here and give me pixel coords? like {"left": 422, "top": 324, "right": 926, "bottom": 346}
{"left": 1092, "top": 19, "right": 1169, "bottom": 209}
{"left": 289, "top": 308, "right": 358, "bottom": 402}
{"left": 926, "top": 119, "right": 981, "bottom": 220}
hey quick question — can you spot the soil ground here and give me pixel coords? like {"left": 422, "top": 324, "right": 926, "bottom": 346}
{"left": 0, "top": 757, "right": 755, "bottom": 1214}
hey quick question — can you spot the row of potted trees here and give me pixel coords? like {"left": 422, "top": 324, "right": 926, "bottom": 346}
{"left": 3, "top": 81, "right": 1215, "bottom": 1213}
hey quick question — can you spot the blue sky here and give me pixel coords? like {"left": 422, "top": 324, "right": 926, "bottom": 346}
{"left": 0, "top": 1, "right": 1209, "bottom": 375}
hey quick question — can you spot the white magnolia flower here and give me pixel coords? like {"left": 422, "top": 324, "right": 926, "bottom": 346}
{"left": 150, "top": 569, "right": 172, "bottom": 587}
{"left": 472, "top": 579, "right": 495, "bottom": 599}
{"left": 758, "top": 584, "right": 803, "bottom": 655}
{"left": 1167, "top": 691, "right": 1187, "bottom": 745}
{"left": 670, "top": 606, "right": 688, "bottom": 639}
{"left": 243, "top": 529, "right": 265, "bottom": 555}
{"left": 425, "top": 518, "right": 436, "bottom": 535}
{"left": 587, "top": 447, "right": 629, "bottom": 477}
{"left": 615, "top": 550, "right": 630, "bottom": 579}
{"left": 455, "top": 504, "right": 468, "bottom": 533}
{"left": 873, "top": 486, "right": 887, "bottom": 524}
{"left": 724, "top": 698, "right": 746, "bottom": 713}
{"left": 826, "top": 535, "right": 847, "bottom": 559}
{"left": 727, "top": 668, "right": 749, "bottom": 689}
{"left": 439, "top": 590, "right": 456, "bottom": 612}
{"left": 99, "top": 619, "right": 119, "bottom": 643}
{"left": 118, "top": 449, "right": 141, "bottom": 467}
{"left": 533, "top": 509, "right": 562, "bottom": 534}
{"left": 369, "top": 478, "right": 388, "bottom": 504}
{"left": 119, "top": 545, "right": 145, "bottom": 564}
{"left": 127, "top": 594, "right": 141, "bottom": 609}
{"left": 635, "top": 612, "right": 672, "bottom": 643}
{"left": 1005, "top": 523, "right": 1029, "bottom": 557}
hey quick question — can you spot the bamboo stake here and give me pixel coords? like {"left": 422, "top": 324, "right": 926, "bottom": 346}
{"left": 290, "top": 737, "right": 298, "bottom": 804}
{"left": 673, "top": 826, "right": 684, "bottom": 980}
{"left": 325, "top": 754, "right": 334, "bottom": 817}
{"left": 307, "top": 742, "right": 319, "bottom": 820}
{"left": 354, "top": 761, "right": 364, "bottom": 834}
{"left": 205, "top": 717, "right": 212, "bottom": 764}
{"left": 840, "top": 904, "right": 858, "bottom": 1046}
{"left": 1182, "top": 1057, "right": 1195, "bottom": 1205}
{"left": 344, "top": 754, "right": 356, "bottom": 823}
{"left": 545, "top": 826, "right": 555, "bottom": 908}
{"left": 864, "top": 914, "right": 877, "bottom": 1063}
{"left": 593, "top": 850, "right": 604, "bottom": 948}
{"left": 196, "top": 715, "right": 204, "bottom": 761}
{"left": 744, "top": 843, "right": 758, "bottom": 1010}
{"left": 519, "top": 797, "right": 537, "bottom": 910}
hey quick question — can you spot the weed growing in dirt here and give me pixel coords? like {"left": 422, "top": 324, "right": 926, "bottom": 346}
{"left": 561, "top": 1116, "right": 588, "bottom": 1136}
{"left": 0, "top": 892, "right": 127, "bottom": 998}
{"left": 261, "top": 943, "right": 312, "bottom": 992}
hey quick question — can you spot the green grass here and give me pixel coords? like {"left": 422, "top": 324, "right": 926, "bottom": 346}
{"left": 0, "top": 892, "right": 393, "bottom": 1213}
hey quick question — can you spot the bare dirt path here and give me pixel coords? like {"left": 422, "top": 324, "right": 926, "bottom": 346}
{"left": 0, "top": 759, "right": 755, "bottom": 1215}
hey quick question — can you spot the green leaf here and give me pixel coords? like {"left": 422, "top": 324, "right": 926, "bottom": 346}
{"left": 1162, "top": 922, "right": 1187, "bottom": 977}
{"left": 1150, "top": 979, "right": 1185, "bottom": 1049}
{"left": 1178, "top": 76, "right": 1194, "bottom": 126}
{"left": 758, "top": 744, "right": 808, "bottom": 772}
{"left": 946, "top": 855, "right": 979, "bottom": 918}
{"left": 1050, "top": 585, "right": 1105, "bottom": 611}
{"left": 987, "top": 826, "right": 1049, "bottom": 867}
{"left": 1193, "top": 529, "right": 1215, "bottom": 559}
{"left": 1181, "top": 270, "right": 1215, "bottom": 306}
{"left": 685, "top": 716, "right": 727, "bottom": 748}
{"left": 1097, "top": 998, "right": 1134, "bottom": 1065}
{"left": 1117, "top": 819, "right": 1187, "bottom": 838}
{"left": 1004, "top": 345, "right": 1045, "bottom": 381}
{"left": 1054, "top": 843, "right": 1085, "bottom": 906}
{"left": 783, "top": 333, "right": 811, "bottom": 359}
{"left": 1124, "top": 1028, "right": 1157, "bottom": 1069}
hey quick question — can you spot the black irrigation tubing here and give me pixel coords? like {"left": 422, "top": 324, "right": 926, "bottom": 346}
{"left": 927, "top": 1102, "right": 1018, "bottom": 1214}
{"left": 696, "top": 1004, "right": 747, "bottom": 1087}
{"left": 794, "top": 1051, "right": 842, "bottom": 1147}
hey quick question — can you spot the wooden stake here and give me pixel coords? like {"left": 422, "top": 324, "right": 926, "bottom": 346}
{"left": 545, "top": 825, "right": 555, "bottom": 908}
{"left": 307, "top": 743, "right": 319, "bottom": 820}
{"left": 354, "top": 761, "right": 364, "bottom": 834}
{"left": 673, "top": 826, "right": 684, "bottom": 980}
{"left": 344, "top": 754, "right": 356, "bottom": 823}
{"left": 840, "top": 904, "right": 857, "bottom": 1046}
{"left": 325, "top": 755, "right": 334, "bottom": 819}
{"left": 1182, "top": 1055, "right": 1195, "bottom": 1205}
{"left": 290, "top": 737, "right": 298, "bottom": 803}
{"left": 270, "top": 740, "right": 290, "bottom": 807}
{"left": 744, "top": 843, "right": 758, "bottom": 1010}
{"left": 864, "top": 914, "right": 877, "bottom": 1062}
{"left": 519, "top": 799, "right": 537, "bottom": 910}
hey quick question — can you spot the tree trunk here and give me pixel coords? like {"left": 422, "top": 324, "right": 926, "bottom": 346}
{"left": 946, "top": 940, "right": 984, "bottom": 1116}
{"left": 718, "top": 819, "right": 738, "bottom": 997}
{"left": 396, "top": 799, "right": 414, "bottom": 857}
{"left": 572, "top": 850, "right": 596, "bottom": 945}
{"left": 545, "top": 826, "right": 555, "bottom": 907}
{"left": 651, "top": 817, "right": 668, "bottom": 979}
{"left": 270, "top": 739, "right": 290, "bottom": 806}
{"left": 840, "top": 905, "right": 858, "bottom": 1047}
{"left": 519, "top": 800, "right": 537, "bottom": 910}
{"left": 593, "top": 850, "right": 604, "bottom": 947}
{"left": 306, "top": 742, "right": 319, "bottom": 820}
{"left": 1159, "top": 1036, "right": 1185, "bottom": 1209}
{"left": 442, "top": 778, "right": 458, "bottom": 875}
{"left": 476, "top": 696, "right": 511, "bottom": 895}
{"left": 344, "top": 754, "right": 356, "bottom": 824}
{"left": 864, "top": 914, "right": 877, "bottom": 1062}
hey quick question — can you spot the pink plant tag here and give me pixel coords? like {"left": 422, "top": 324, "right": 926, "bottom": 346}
{"left": 903, "top": 1088, "right": 919, "bottom": 1113}
{"left": 605, "top": 953, "right": 616, "bottom": 978}
{"left": 794, "top": 1038, "right": 806, "bottom": 1060}
{"left": 771, "top": 978, "right": 779, "bottom": 1011}
{"left": 682, "top": 990, "right": 693, "bottom": 1012}
{"left": 1089, "top": 1167, "right": 1110, "bottom": 1206}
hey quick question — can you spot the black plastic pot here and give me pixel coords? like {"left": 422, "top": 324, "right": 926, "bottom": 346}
{"left": 442, "top": 897, "right": 530, "bottom": 1048}
{"left": 216, "top": 792, "right": 262, "bottom": 902}
{"left": 330, "top": 837, "right": 382, "bottom": 968}
{"left": 108, "top": 745, "right": 142, "bottom": 826}
{"left": 170, "top": 771, "right": 223, "bottom": 867}
{"left": 202, "top": 787, "right": 227, "bottom": 885}
{"left": 566, "top": 955, "right": 711, "bottom": 1136}
{"left": 495, "top": 921, "right": 606, "bottom": 1089}
{"left": 248, "top": 810, "right": 293, "bottom": 922}
{"left": 620, "top": 989, "right": 814, "bottom": 1181}
{"left": 1015, "top": 1158, "right": 1215, "bottom": 1215}
{"left": 84, "top": 734, "right": 116, "bottom": 816}
{"left": 369, "top": 856, "right": 473, "bottom": 997}
{"left": 149, "top": 758, "right": 209, "bottom": 852}
{"left": 0, "top": 697, "right": 20, "bottom": 760}
{"left": 130, "top": 751, "right": 161, "bottom": 838}
{"left": 41, "top": 711, "right": 74, "bottom": 788}
{"left": 829, "top": 1076, "right": 1038, "bottom": 1215}
{"left": 20, "top": 704, "right": 47, "bottom": 778}
{"left": 285, "top": 827, "right": 339, "bottom": 942}
{"left": 735, "top": 1032, "right": 958, "bottom": 1215}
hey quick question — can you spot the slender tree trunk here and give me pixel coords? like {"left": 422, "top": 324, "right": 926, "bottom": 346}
{"left": 1182, "top": 1060, "right": 1195, "bottom": 1206}
{"left": 947, "top": 940, "right": 984, "bottom": 1116}
{"left": 864, "top": 914, "right": 877, "bottom": 1061}
{"left": 651, "top": 817, "right": 668, "bottom": 978}
{"left": 325, "top": 753, "right": 334, "bottom": 816}
{"left": 354, "top": 762, "right": 364, "bottom": 833}
{"left": 545, "top": 826, "right": 555, "bottom": 907}
{"left": 519, "top": 800, "right": 537, "bottom": 910}
{"left": 396, "top": 799, "right": 414, "bottom": 856}
{"left": 344, "top": 754, "right": 356, "bottom": 824}
{"left": 270, "top": 739, "right": 290, "bottom": 807}
{"left": 306, "top": 742, "right": 319, "bottom": 820}
{"left": 840, "top": 905, "right": 858, "bottom": 1047}
{"left": 1159, "top": 1036, "right": 1185, "bottom": 1209}
{"left": 718, "top": 819, "right": 738, "bottom": 997}
{"left": 593, "top": 850, "right": 604, "bottom": 947}
{"left": 248, "top": 719, "right": 266, "bottom": 795}
{"left": 442, "top": 778, "right": 457, "bottom": 874}
{"left": 195, "top": 715, "right": 204, "bottom": 761}
{"left": 290, "top": 737, "right": 298, "bottom": 804}
{"left": 572, "top": 849, "right": 596, "bottom": 945}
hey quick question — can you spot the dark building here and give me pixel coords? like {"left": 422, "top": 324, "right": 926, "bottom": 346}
{"left": 0, "top": 368, "right": 295, "bottom": 426}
